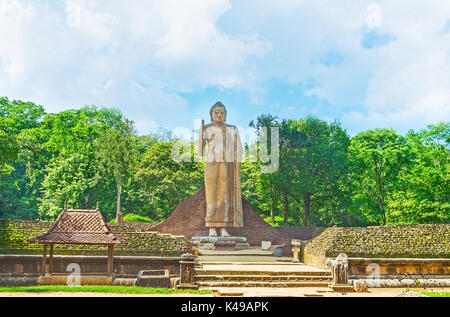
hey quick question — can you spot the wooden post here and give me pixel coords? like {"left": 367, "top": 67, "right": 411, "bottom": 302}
{"left": 49, "top": 244, "right": 54, "bottom": 275}
{"left": 41, "top": 244, "right": 47, "bottom": 276}
{"left": 107, "top": 245, "right": 114, "bottom": 276}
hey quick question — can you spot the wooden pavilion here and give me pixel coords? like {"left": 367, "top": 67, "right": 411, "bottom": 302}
{"left": 28, "top": 206, "right": 125, "bottom": 277}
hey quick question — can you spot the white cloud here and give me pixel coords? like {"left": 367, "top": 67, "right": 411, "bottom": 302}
{"left": 219, "top": 0, "right": 450, "bottom": 131}
{"left": 0, "top": 0, "right": 269, "bottom": 132}
{"left": 1, "top": 0, "right": 449, "bottom": 134}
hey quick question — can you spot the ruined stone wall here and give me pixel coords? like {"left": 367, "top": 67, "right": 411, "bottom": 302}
{"left": 0, "top": 254, "right": 182, "bottom": 278}
{"left": 0, "top": 220, "right": 192, "bottom": 256}
{"left": 303, "top": 224, "right": 450, "bottom": 268}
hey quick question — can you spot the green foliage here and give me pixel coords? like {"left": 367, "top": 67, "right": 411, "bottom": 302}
{"left": 349, "top": 128, "right": 412, "bottom": 225}
{"left": 37, "top": 107, "right": 129, "bottom": 220}
{"left": 0, "top": 96, "right": 448, "bottom": 228}
{"left": 0, "top": 97, "right": 46, "bottom": 219}
{"left": 387, "top": 123, "right": 450, "bottom": 224}
{"left": 133, "top": 141, "right": 204, "bottom": 220}
{"left": 38, "top": 153, "right": 101, "bottom": 219}
{"left": 420, "top": 291, "right": 450, "bottom": 297}
{"left": 245, "top": 115, "right": 354, "bottom": 227}
{"left": 96, "top": 119, "right": 139, "bottom": 219}
{"left": 262, "top": 215, "right": 297, "bottom": 227}
{"left": 110, "top": 213, "right": 156, "bottom": 223}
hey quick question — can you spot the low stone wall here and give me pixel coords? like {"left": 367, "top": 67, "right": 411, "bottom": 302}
{"left": 303, "top": 224, "right": 450, "bottom": 268}
{"left": 302, "top": 224, "right": 450, "bottom": 278}
{"left": 0, "top": 220, "right": 192, "bottom": 256}
{"left": 348, "top": 258, "right": 450, "bottom": 278}
{"left": 0, "top": 254, "right": 182, "bottom": 278}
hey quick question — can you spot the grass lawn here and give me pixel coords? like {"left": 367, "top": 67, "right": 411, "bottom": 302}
{"left": 420, "top": 291, "right": 450, "bottom": 297}
{"left": 0, "top": 285, "right": 213, "bottom": 295}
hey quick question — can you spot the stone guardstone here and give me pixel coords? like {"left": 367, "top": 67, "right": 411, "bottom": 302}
{"left": 190, "top": 236, "right": 250, "bottom": 250}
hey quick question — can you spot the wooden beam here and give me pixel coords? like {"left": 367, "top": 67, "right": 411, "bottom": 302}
{"left": 41, "top": 244, "right": 47, "bottom": 276}
{"left": 49, "top": 244, "right": 54, "bottom": 275}
{"left": 107, "top": 245, "right": 114, "bottom": 276}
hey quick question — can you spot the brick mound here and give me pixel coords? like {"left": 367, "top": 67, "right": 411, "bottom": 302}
{"left": 152, "top": 186, "right": 321, "bottom": 253}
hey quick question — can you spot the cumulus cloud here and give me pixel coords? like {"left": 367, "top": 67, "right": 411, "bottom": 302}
{"left": 219, "top": 0, "right": 450, "bottom": 132}
{"left": 0, "top": 0, "right": 270, "bottom": 133}
{"left": 0, "top": 0, "right": 449, "bottom": 134}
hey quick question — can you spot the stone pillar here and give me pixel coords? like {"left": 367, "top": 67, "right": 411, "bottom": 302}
{"left": 291, "top": 240, "right": 302, "bottom": 263}
{"left": 178, "top": 253, "right": 198, "bottom": 290}
{"left": 326, "top": 253, "right": 353, "bottom": 292}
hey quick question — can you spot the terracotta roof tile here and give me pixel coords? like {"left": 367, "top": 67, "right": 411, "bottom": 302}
{"left": 28, "top": 209, "right": 125, "bottom": 245}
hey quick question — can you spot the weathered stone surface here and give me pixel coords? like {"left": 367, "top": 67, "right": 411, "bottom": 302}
{"left": 191, "top": 236, "right": 250, "bottom": 250}
{"left": 0, "top": 254, "right": 182, "bottom": 276}
{"left": 135, "top": 269, "right": 170, "bottom": 288}
{"left": 327, "top": 253, "right": 349, "bottom": 285}
{"left": 38, "top": 275, "right": 113, "bottom": 285}
{"left": 353, "top": 278, "right": 450, "bottom": 288}
{"left": 304, "top": 224, "right": 450, "bottom": 262}
{"left": 354, "top": 279, "right": 368, "bottom": 292}
{"left": 0, "top": 276, "right": 39, "bottom": 287}
{"left": 397, "top": 291, "right": 428, "bottom": 297}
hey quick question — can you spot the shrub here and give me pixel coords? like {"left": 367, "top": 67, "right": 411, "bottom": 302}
{"left": 109, "top": 213, "right": 156, "bottom": 224}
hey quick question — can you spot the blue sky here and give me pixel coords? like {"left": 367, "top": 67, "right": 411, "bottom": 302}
{"left": 1, "top": 0, "right": 449, "bottom": 136}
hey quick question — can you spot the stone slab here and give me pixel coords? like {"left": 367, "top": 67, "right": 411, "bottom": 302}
{"left": 191, "top": 236, "right": 250, "bottom": 250}
{"left": 136, "top": 269, "right": 171, "bottom": 288}
{"left": 329, "top": 283, "right": 354, "bottom": 292}
{"left": 191, "top": 236, "right": 248, "bottom": 243}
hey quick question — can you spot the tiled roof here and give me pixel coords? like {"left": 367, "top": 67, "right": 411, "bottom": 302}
{"left": 28, "top": 209, "right": 125, "bottom": 245}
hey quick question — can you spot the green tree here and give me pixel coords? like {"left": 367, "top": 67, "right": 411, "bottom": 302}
{"left": 0, "top": 97, "right": 46, "bottom": 219}
{"left": 350, "top": 128, "right": 412, "bottom": 225}
{"left": 388, "top": 123, "right": 449, "bottom": 224}
{"left": 38, "top": 106, "right": 127, "bottom": 219}
{"left": 281, "top": 117, "right": 351, "bottom": 226}
{"left": 38, "top": 153, "right": 101, "bottom": 219}
{"left": 247, "top": 114, "right": 284, "bottom": 222}
{"left": 134, "top": 142, "right": 203, "bottom": 220}
{"left": 96, "top": 119, "right": 138, "bottom": 221}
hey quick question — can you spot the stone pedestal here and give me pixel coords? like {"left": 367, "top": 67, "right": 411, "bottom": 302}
{"left": 326, "top": 253, "right": 353, "bottom": 293}
{"left": 177, "top": 253, "right": 198, "bottom": 290}
{"left": 190, "top": 236, "right": 250, "bottom": 250}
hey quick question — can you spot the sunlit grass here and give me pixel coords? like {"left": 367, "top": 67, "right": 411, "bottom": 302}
{"left": 0, "top": 285, "right": 212, "bottom": 295}
{"left": 420, "top": 291, "right": 450, "bottom": 297}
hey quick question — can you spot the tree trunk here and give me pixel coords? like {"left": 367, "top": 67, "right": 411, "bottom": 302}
{"left": 283, "top": 191, "right": 289, "bottom": 222}
{"left": 376, "top": 162, "right": 386, "bottom": 225}
{"left": 116, "top": 178, "right": 122, "bottom": 222}
{"left": 303, "top": 192, "right": 311, "bottom": 227}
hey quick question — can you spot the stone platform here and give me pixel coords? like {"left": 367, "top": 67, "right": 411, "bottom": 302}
{"left": 191, "top": 236, "right": 250, "bottom": 250}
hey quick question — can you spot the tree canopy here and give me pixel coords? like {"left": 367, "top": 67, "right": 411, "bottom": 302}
{"left": 0, "top": 97, "right": 448, "bottom": 227}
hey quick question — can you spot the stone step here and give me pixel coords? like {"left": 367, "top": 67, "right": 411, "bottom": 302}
{"left": 197, "top": 281, "right": 331, "bottom": 288}
{"left": 195, "top": 270, "right": 331, "bottom": 277}
{"left": 195, "top": 275, "right": 332, "bottom": 282}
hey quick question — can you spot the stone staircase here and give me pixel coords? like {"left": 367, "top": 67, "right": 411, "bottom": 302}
{"left": 195, "top": 262, "right": 332, "bottom": 288}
